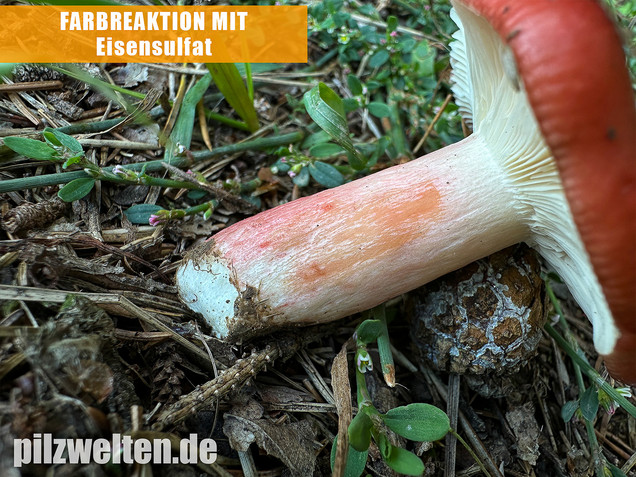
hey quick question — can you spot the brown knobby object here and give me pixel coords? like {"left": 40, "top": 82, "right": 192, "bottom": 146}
{"left": 1, "top": 197, "right": 67, "bottom": 234}
{"left": 411, "top": 244, "right": 546, "bottom": 396}
{"left": 177, "top": 0, "right": 636, "bottom": 383}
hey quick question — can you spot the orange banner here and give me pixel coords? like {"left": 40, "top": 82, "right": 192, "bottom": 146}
{"left": 0, "top": 6, "right": 307, "bottom": 63}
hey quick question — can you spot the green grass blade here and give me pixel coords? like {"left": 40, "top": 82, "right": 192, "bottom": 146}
{"left": 206, "top": 63, "right": 259, "bottom": 132}
{"left": 48, "top": 64, "right": 144, "bottom": 104}
{"left": 244, "top": 63, "right": 254, "bottom": 101}
{"left": 164, "top": 74, "right": 212, "bottom": 163}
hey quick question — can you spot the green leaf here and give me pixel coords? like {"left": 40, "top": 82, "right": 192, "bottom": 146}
{"left": 607, "top": 463, "right": 628, "bottom": 477}
{"left": 580, "top": 387, "right": 599, "bottom": 421}
{"left": 365, "top": 80, "right": 382, "bottom": 91}
{"left": 57, "top": 178, "right": 95, "bottom": 202}
{"left": 301, "top": 131, "right": 332, "bottom": 150}
{"left": 164, "top": 74, "right": 211, "bottom": 164}
{"left": 347, "top": 151, "right": 367, "bottom": 171}
{"left": 42, "top": 131, "right": 62, "bottom": 147}
{"left": 124, "top": 204, "right": 163, "bottom": 224}
{"left": 44, "top": 128, "right": 83, "bottom": 155}
{"left": 383, "top": 403, "right": 450, "bottom": 442}
{"left": 308, "top": 161, "right": 344, "bottom": 188}
{"left": 303, "top": 83, "right": 365, "bottom": 166}
{"left": 62, "top": 155, "right": 84, "bottom": 169}
{"left": 0, "top": 63, "right": 17, "bottom": 77}
{"left": 383, "top": 446, "right": 425, "bottom": 476}
{"left": 292, "top": 166, "right": 310, "bottom": 187}
{"left": 399, "top": 37, "right": 417, "bottom": 53}
{"left": 271, "top": 157, "right": 291, "bottom": 174}
{"left": 347, "top": 74, "right": 363, "bottom": 96}
{"left": 330, "top": 436, "right": 368, "bottom": 477}
{"left": 369, "top": 49, "right": 390, "bottom": 68}
{"left": 561, "top": 400, "right": 579, "bottom": 422}
{"left": 375, "top": 432, "right": 391, "bottom": 459}
{"left": 387, "top": 16, "right": 398, "bottom": 33}
{"left": 207, "top": 63, "right": 259, "bottom": 132}
{"left": 4, "top": 136, "right": 57, "bottom": 160}
{"left": 367, "top": 102, "right": 391, "bottom": 118}
{"left": 187, "top": 190, "right": 207, "bottom": 201}
{"left": 413, "top": 41, "right": 435, "bottom": 77}
{"left": 343, "top": 98, "right": 361, "bottom": 113}
{"left": 355, "top": 319, "right": 382, "bottom": 344}
{"left": 348, "top": 412, "right": 373, "bottom": 452}
{"left": 241, "top": 194, "right": 261, "bottom": 208}
{"left": 309, "top": 143, "right": 345, "bottom": 158}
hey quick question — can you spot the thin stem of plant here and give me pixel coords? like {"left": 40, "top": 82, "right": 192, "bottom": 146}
{"left": 0, "top": 131, "right": 304, "bottom": 193}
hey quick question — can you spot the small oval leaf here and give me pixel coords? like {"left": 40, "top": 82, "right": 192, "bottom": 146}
{"left": 308, "top": 161, "right": 344, "bottom": 188}
{"left": 383, "top": 446, "right": 425, "bottom": 476}
{"left": 367, "top": 102, "right": 391, "bottom": 118}
{"left": 355, "top": 320, "right": 382, "bottom": 344}
{"left": 387, "top": 16, "right": 398, "bottom": 33}
{"left": 58, "top": 178, "right": 95, "bottom": 202}
{"left": 347, "top": 74, "right": 363, "bottom": 96}
{"left": 383, "top": 403, "right": 450, "bottom": 442}
{"left": 369, "top": 49, "right": 390, "bottom": 68}
{"left": 4, "top": 136, "right": 57, "bottom": 160}
{"left": 580, "top": 387, "right": 599, "bottom": 421}
{"left": 330, "top": 435, "right": 369, "bottom": 477}
{"left": 45, "top": 128, "right": 84, "bottom": 155}
{"left": 124, "top": 204, "right": 163, "bottom": 224}
{"left": 561, "top": 400, "right": 579, "bottom": 423}
{"left": 608, "top": 463, "right": 628, "bottom": 477}
{"left": 347, "top": 151, "right": 367, "bottom": 171}
{"left": 347, "top": 412, "right": 373, "bottom": 452}
{"left": 292, "top": 166, "right": 310, "bottom": 187}
{"left": 343, "top": 98, "right": 361, "bottom": 113}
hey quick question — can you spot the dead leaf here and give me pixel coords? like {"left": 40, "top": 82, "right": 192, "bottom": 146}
{"left": 506, "top": 402, "right": 540, "bottom": 465}
{"left": 223, "top": 414, "right": 317, "bottom": 476}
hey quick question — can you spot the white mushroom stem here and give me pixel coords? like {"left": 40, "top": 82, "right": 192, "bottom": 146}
{"left": 176, "top": 130, "right": 609, "bottom": 344}
{"left": 178, "top": 135, "right": 524, "bottom": 338}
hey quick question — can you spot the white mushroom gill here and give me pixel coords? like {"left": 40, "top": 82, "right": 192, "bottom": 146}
{"left": 450, "top": 3, "right": 617, "bottom": 354}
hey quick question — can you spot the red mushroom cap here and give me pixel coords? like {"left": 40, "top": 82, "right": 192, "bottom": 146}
{"left": 458, "top": 0, "right": 636, "bottom": 382}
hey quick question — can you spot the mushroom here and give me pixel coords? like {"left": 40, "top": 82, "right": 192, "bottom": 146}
{"left": 177, "top": 0, "right": 636, "bottom": 383}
